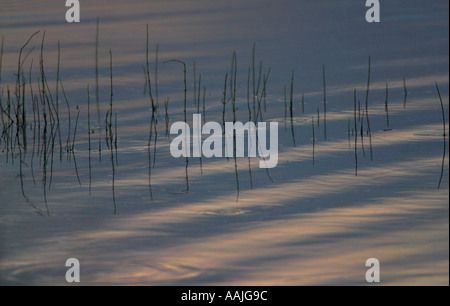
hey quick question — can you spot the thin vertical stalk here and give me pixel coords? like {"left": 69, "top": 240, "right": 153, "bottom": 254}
{"left": 436, "top": 83, "right": 446, "bottom": 190}
{"left": 95, "top": 17, "right": 102, "bottom": 160}
{"left": 385, "top": 82, "right": 390, "bottom": 129}
{"left": 365, "top": 56, "right": 372, "bottom": 133}
{"left": 354, "top": 89, "right": 358, "bottom": 176}
{"left": 403, "top": 78, "right": 408, "bottom": 109}
{"left": 323, "top": 64, "right": 327, "bottom": 140}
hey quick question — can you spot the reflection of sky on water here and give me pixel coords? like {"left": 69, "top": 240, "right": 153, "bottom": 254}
{"left": 0, "top": 0, "right": 449, "bottom": 285}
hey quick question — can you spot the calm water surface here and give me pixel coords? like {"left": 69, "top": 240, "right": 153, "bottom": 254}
{"left": 0, "top": 0, "right": 448, "bottom": 285}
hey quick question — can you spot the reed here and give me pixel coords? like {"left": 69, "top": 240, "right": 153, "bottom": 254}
{"left": 29, "top": 60, "right": 35, "bottom": 151}
{"left": 385, "top": 82, "right": 390, "bottom": 129}
{"left": 155, "top": 44, "right": 159, "bottom": 111}
{"left": 312, "top": 116, "right": 315, "bottom": 166}
{"left": 165, "top": 98, "right": 170, "bottom": 137}
{"left": 145, "top": 25, "right": 156, "bottom": 112}
{"left": 323, "top": 64, "right": 327, "bottom": 140}
{"left": 284, "top": 85, "right": 287, "bottom": 130}
{"left": 198, "top": 73, "right": 203, "bottom": 174}
{"left": 360, "top": 109, "right": 366, "bottom": 158}
{"left": 358, "top": 100, "right": 361, "bottom": 122}
{"left": 252, "top": 44, "right": 256, "bottom": 122}
{"left": 436, "top": 82, "right": 446, "bottom": 190}
{"left": 347, "top": 118, "right": 351, "bottom": 148}
{"left": 114, "top": 112, "right": 118, "bottom": 165}
{"left": 231, "top": 52, "right": 239, "bottom": 201}
{"left": 17, "top": 32, "right": 40, "bottom": 154}
{"left": 197, "top": 74, "right": 201, "bottom": 114}
{"left": 87, "top": 85, "right": 92, "bottom": 194}
{"left": 94, "top": 18, "right": 102, "bottom": 161}
{"left": 221, "top": 73, "right": 229, "bottom": 131}
{"left": 164, "top": 59, "right": 189, "bottom": 192}
{"left": 0, "top": 36, "right": 4, "bottom": 88}
{"left": 71, "top": 105, "right": 79, "bottom": 153}
{"left": 365, "top": 56, "right": 372, "bottom": 134}
{"left": 436, "top": 83, "right": 446, "bottom": 138}
{"left": 59, "top": 80, "right": 71, "bottom": 155}
{"left": 301, "top": 91, "right": 305, "bottom": 114}
{"left": 247, "top": 67, "right": 252, "bottom": 121}
{"left": 109, "top": 49, "right": 113, "bottom": 140}
{"left": 17, "top": 32, "right": 39, "bottom": 117}
{"left": 354, "top": 89, "right": 358, "bottom": 176}
{"left": 257, "top": 69, "right": 270, "bottom": 122}
{"left": 290, "top": 71, "right": 296, "bottom": 147}
{"left": 193, "top": 61, "right": 197, "bottom": 107}
{"left": 368, "top": 123, "right": 374, "bottom": 161}
{"left": 202, "top": 86, "right": 206, "bottom": 125}
{"left": 71, "top": 144, "right": 81, "bottom": 187}
{"left": 109, "top": 109, "right": 116, "bottom": 215}
{"left": 403, "top": 78, "right": 407, "bottom": 108}
{"left": 56, "top": 40, "right": 62, "bottom": 159}
{"left": 247, "top": 67, "right": 253, "bottom": 189}
{"left": 0, "top": 37, "right": 4, "bottom": 127}
{"left": 317, "top": 108, "right": 320, "bottom": 127}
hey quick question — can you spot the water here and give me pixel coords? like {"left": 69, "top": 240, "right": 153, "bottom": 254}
{"left": 0, "top": 0, "right": 448, "bottom": 285}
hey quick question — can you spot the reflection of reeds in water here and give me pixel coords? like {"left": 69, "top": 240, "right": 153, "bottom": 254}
{"left": 2, "top": 29, "right": 446, "bottom": 214}
{"left": 0, "top": 30, "right": 118, "bottom": 215}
